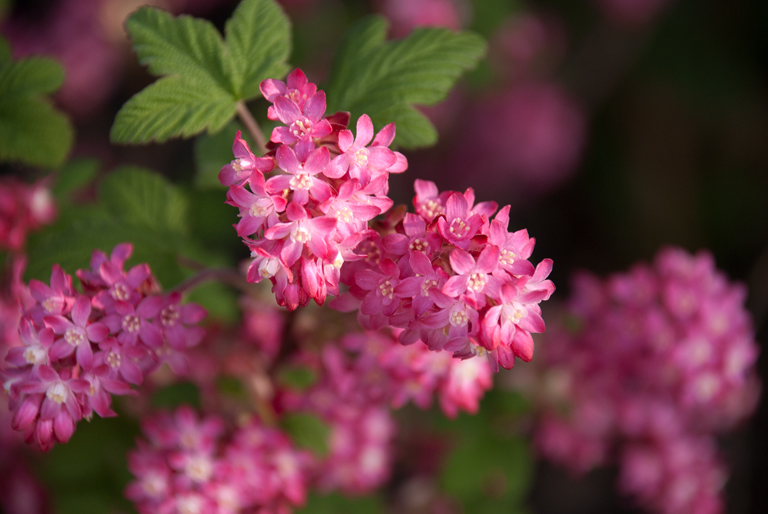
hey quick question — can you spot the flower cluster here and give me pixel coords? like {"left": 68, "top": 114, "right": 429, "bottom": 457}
{"left": 533, "top": 247, "right": 759, "bottom": 514}
{"left": 126, "top": 406, "right": 310, "bottom": 514}
{"left": 336, "top": 180, "right": 555, "bottom": 370}
{"left": 0, "top": 177, "right": 56, "bottom": 252}
{"left": 279, "top": 329, "right": 493, "bottom": 494}
{"left": 220, "top": 68, "right": 405, "bottom": 310}
{"left": 2, "top": 243, "right": 207, "bottom": 451}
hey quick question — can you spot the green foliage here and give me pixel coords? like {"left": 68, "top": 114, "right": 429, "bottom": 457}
{"left": 111, "top": 0, "right": 290, "bottom": 144}
{"left": 438, "top": 390, "right": 533, "bottom": 514}
{"left": 277, "top": 364, "right": 318, "bottom": 391}
{"left": 297, "top": 493, "right": 385, "bottom": 514}
{"left": 53, "top": 158, "right": 99, "bottom": 204}
{"left": 0, "top": 37, "right": 73, "bottom": 166}
{"left": 281, "top": 413, "right": 331, "bottom": 457}
{"left": 325, "top": 16, "right": 486, "bottom": 149}
{"left": 151, "top": 382, "right": 202, "bottom": 409}
{"left": 26, "top": 166, "right": 190, "bottom": 287}
{"left": 38, "top": 417, "right": 138, "bottom": 514}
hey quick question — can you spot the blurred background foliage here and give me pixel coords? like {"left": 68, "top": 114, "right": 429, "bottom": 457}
{"left": 1, "top": 0, "right": 767, "bottom": 512}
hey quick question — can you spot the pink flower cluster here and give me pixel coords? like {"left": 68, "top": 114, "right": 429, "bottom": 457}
{"left": 220, "top": 68, "right": 405, "bottom": 310}
{"left": 126, "top": 406, "right": 310, "bottom": 514}
{"left": 534, "top": 247, "right": 759, "bottom": 514}
{"left": 0, "top": 177, "right": 56, "bottom": 252}
{"left": 335, "top": 180, "right": 555, "bottom": 371}
{"left": 279, "top": 329, "right": 493, "bottom": 494}
{"left": 2, "top": 243, "right": 207, "bottom": 451}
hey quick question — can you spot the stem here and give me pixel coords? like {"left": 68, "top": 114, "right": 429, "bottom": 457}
{"left": 237, "top": 101, "right": 268, "bottom": 155}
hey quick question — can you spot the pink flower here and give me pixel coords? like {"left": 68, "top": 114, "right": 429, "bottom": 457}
{"left": 260, "top": 68, "right": 318, "bottom": 121}
{"left": 264, "top": 202, "right": 337, "bottom": 266}
{"left": 325, "top": 114, "right": 397, "bottom": 186}
{"left": 270, "top": 91, "right": 332, "bottom": 145}
{"left": 103, "top": 297, "right": 164, "bottom": 348}
{"left": 45, "top": 295, "right": 109, "bottom": 369}
{"left": 218, "top": 130, "right": 274, "bottom": 186}
{"left": 436, "top": 192, "right": 484, "bottom": 249}
{"left": 266, "top": 144, "right": 332, "bottom": 206}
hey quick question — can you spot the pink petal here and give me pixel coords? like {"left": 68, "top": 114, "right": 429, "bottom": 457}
{"left": 449, "top": 249, "right": 475, "bottom": 275}
{"left": 276, "top": 144, "right": 301, "bottom": 174}
{"left": 304, "top": 90, "right": 327, "bottom": 121}
{"left": 355, "top": 114, "right": 374, "bottom": 146}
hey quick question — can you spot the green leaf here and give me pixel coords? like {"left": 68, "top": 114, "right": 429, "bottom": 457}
{"left": 325, "top": 16, "right": 486, "bottom": 148}
{"left": 25, "top": 216, "right": 185, "bottom": 286}
{"left": 297, "top": 493, "right": 385, "bottom": 514}
{"left": 186, "top": 281, "right": 240, "bottom": 323}
{"left": 151, "top": 382, "right": 201, "bottom": 409}
{"left": 0, "top": 57, "right": 64, "bottom": 98}
{"left": 99, "top": 166, "right": 188, "bottom": 235}
{"left": 26, "top": 167, "right": 191, "bottom": 287}
{"left": 112, "top": 0, "right": 291, "bottom": 144}
{"left": 0, "top": 97, "right": 73, "bottom": 167}
{"left": 0, "top": 49, "right": 73, "bottom": 166}
{"left": 126, "top": 6, "right": 230, "bottom": 88}
{"left": 53, "top": 158, "right": 99, "bottom": 202}
{"left": 277, "top": 365, "right": 318, "bottom": 391}
{"left": 111, "top": 75, "right": 237, "bottom": 144}
{"left": 225, "top": 0, "right": 291, "bottom": 99}
{"left": 282, "top": 413, "right": 330, "bottom": 456}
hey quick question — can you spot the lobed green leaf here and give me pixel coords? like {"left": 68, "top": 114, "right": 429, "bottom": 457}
{"left": 325, "top": 16, "right": 486, "bottom": 148}
{"left": 111, "top": 76, "right": 237, "bottom": 143}
{"left": 112, "top": 0, "right": 291, "bottom": 145}
{"left": 0, "top": 96, "right": 73, "bottom": 167}
{"left": 0, "top": 46, "right": 72, "bottom": 167}
{"left": 225, "top": 0, "right": 291, "bottom": 100}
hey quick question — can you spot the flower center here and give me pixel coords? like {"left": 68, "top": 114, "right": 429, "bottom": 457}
{"left": 42, "top": 298, "right": 57, "bottom": 313}
{"left": 449, "top": 307, "right": 469, "bottom": 327}
{"left": 106, "top": 350, "right": 121, "bottom": 369}
{"left": 467, "top": 272, "right": 487, "bottom": 292}
{"left": 379, "top": 280, "right": 394, "bottom": 299}
{"left": 161, "top": 305, "right": 180, "bottom": 327}
{"left": 336, "top": 206, "right": 353, "bottom": 223}
{"left": 500, "top": 249, "right": 516, "bottom": 266}
{"left": 46, "top": 382, "right": 68, "bottom": 404}
{"left": 352, "top": 148, "right": 369, "bottom": 167}
{"left": 291, "top": 224, "right": 311, "bottom": 244}
{"left": 291, "top": 117, "right": 313, "bottom": 138}
{"left": 289, "top": 173, "right": 313, "bottom": 191}
{"left": 418, "top": 199, "right": 443, "bottom": 220}
{"left": 185, "top": 455, "right": 213, "bottom": 483}
{"left": 448, "top": 217, "right": 469, "bottom": 237}
{"left": 64, "top": 327, "right": 86, "bottom": 346}
{"left": 249, "top": 202, "right": 268, "bottom": 217}
{"left": 409, "top": 238, "right": 427, "bottom": 252}
{"left": 111, "top": 282, "right": 131, "bottom": 301}
{"left": 122, "top": 315, "right": 141, "bottom": 333}
{"left": 24, "top": 346, "right": 46, "bottom": 365}
{"left": 421, "top": 278, "right": 439, "bottom": 297}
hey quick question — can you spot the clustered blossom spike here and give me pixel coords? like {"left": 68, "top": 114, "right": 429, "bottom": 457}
{"left": 278, "top": 329, "right": 493, "bottom": 494}
{"left": 220, "top": 69, "right": 554, "bottom": 370}
{"left": 335, "top": 181, "right": 554, "bottom": 370}
{"left": 1, "top": 243, "right": 207, "bottom": 451}
{"left": 533, "top": 247, "right": 760, "bottom": 514}
{"left": 221, "top": 68, "right": 405, "bottom": 311}
{"left": 126, "top": 406, "right": 311, "bottom": 514}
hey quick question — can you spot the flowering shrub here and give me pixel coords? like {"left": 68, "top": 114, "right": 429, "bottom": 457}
{"left": 532, "top": 248, "right": 760, "bottom": 514}
{"left": 0, "top": 0, "right": 762, "bottom": 513}
{"left": 3, "top": 244, "right": 206, "bottom": 451}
